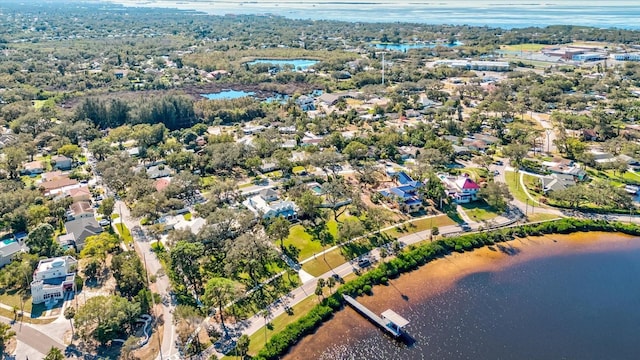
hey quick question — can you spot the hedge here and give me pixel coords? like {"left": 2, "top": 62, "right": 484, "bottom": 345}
{"left": 253, "top": 218, "right": 640, "bottom": 360}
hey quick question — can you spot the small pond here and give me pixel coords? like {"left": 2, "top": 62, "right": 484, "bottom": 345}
{"left": 246, "top": 59, "right": 318, "bottom": 70}
{"left": 200, "top": 90, "right": 255, "bottom": 100}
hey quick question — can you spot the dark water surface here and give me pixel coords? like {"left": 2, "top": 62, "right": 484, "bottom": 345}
{"left": 284, "top": 233, "right": 640, "bottom": 360}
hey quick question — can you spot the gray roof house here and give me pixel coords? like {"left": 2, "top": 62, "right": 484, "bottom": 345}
{"left": 64, "top": 217, "right": 103, "bottom": 251}
{"left": 0, "top": 239, "right": 22, "bottom": 268}
{"left": 146, "top": 165, "right": 172, "bottom": 179}
{"left": 52, "top": 155, "right": 73, "bottom": 170}
{"left": 541, "top": 173, "right": 576, "bottom": 194}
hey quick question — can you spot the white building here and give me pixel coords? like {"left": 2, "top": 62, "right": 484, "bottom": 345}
{"left": 435, "top": 60, "right": 511, "bottom": 72}
{"left": 0, "top": 238, "right": 22, "bottom": 268}
{"left": 611, "top": 53, "right": 640, "bottom": 61}
{"left": 438, "top": 174, "right": 480, "bottom": 203}
{"left": 31, "top": 256, "right": 77, "bottom": 305}
{"left": 243, "top": 189, "right": 297, "bottom": 221}
{"left": 296, "top": 95, "right": 315, "bottom": 111}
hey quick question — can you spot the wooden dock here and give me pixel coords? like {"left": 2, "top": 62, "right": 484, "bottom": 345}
{"left": 343, "top": 294, "right": 409, "bottom": 337}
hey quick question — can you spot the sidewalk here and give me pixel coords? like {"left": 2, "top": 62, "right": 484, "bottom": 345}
{"left": 204, "top": 213, "right": 520, "bottom": 358}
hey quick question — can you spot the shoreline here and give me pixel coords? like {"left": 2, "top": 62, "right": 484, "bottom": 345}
{"left": 283, "top": 231, "right": 640, "bottom": 359}
{"left": 100, "top": 0, "right": 640, "bottom": 29}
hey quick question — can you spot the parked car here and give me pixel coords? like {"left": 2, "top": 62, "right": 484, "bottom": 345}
{"left": 460, "top": 222, "right": 472, "bottom": 232}
{"left": 494, "top": 160, "right": 504, "bottom": 166}
{"left": 357, "top": 258, "right": 371, "bottom": 268}
{"left": 98, "top": 219, "right": 110, "bottom": 226}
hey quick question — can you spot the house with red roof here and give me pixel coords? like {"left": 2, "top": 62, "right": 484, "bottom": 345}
{"left": 438, "top": 173, "right": 480, "bottom": 204}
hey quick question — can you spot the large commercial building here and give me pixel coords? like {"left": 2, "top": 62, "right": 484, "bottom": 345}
{"left": 435, "top": 60, "right": 511, "bottom": 72}
{"left": 611, "top": 53, "right": 640, "bottom": 61}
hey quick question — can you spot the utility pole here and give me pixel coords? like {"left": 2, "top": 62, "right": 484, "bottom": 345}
{"left": 381, "top": 52, "right": 385, "bottom": 86}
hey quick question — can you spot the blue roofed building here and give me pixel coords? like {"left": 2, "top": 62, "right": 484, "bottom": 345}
{"left": 378, "top": 172, "right": 424, "bottom": 213}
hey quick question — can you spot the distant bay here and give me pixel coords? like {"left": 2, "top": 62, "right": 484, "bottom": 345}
{"left": 103, "top": 0, "right": 640, "bottom": 29}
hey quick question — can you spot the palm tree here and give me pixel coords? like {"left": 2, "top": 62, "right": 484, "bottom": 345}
{"left": 44, "top": 347, "right": 64, "bottom": 360}
{"left": 64, "top": 306, "right": 76, "bottom": 340}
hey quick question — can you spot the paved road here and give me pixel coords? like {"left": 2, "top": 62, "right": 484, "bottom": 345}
{"left": 225, "top": 213, "right": 517, "bottom": 346}
{"left": 0, "top": 318, "right": 66, "bottom": 358}
{"left": 530, "top": 112, "right": 557, "bottom": 154}
{"left": 115, "top": 201, "right": 179, "bottom": 360}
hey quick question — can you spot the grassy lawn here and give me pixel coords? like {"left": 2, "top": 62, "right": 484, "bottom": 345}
{"left": 587, "top": 168, "right": 640, "bottom": 186}
{"left": 385, "top": 215, "right": 456, "bottom": 238}
{"left": 111, "top": 213, "right": 120, "bottom": 220}
{"left": 301, "top": 248, "right": 348, "bottom": 277}
{"left": 460, "top": 168, "right": 488, "bottom": 182}
{"left": 244, "top": 295, "right": 318, "bottom": 357}
{"left": 283, "top": 224, "right": 325, "bottom": 261}
{"left": 461, "top": 201, "right": 500, "bottom": 221}
{"left": 501, "top": 43, "right": 547, "bottom": 52}
{"left": 505, "top": 171, "right": 532, "bottom": 203}
{"left": 0, "top": 290, "right": 32, "bottom": 313}
{"left": 114, "top": 223, "right": 133, "bottom": 244}
{"left": 282, "top": 214, "right": 358, "bottom": 261}
{"left": 21, "top": 174, "right": 41, "bottom": 188}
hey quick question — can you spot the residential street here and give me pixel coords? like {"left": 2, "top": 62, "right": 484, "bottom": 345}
{"left": 0, "top": 317, "right": 67, "bottom": 359}
{"left": 114, "top": 201, "right": 180, "bottom": 360}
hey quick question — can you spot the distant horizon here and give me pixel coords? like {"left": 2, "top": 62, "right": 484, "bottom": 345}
{"left": 95, "top": 0, "right": 640, "bottom": 29}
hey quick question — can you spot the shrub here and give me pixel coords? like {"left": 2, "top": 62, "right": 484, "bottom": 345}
{"left": 255, "top": 218, "right": 640, "bottom": 359}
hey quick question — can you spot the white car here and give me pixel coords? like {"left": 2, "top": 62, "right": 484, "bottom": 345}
{"left": 99, "top": 219, "right": 110, "bottom": 227}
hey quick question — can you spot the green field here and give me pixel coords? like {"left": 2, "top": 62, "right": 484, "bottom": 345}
{"left": 301, "top": 248, "right": 349, "bottom": 277}
{"left": 385, "top": 215, "right": 456, "bottom": 238}
{"left": 461, "top": 201, "right": 500, "bottom": 221}
{"left": 501, "top": 43, "right": 547, "bottom": 52}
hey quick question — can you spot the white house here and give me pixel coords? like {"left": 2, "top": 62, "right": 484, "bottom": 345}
{"left": 296, "top": 95, "right": 315, "bottom": 111}
{"left": 31, "top": 256, "right": 77, "bottom": 305}
{"left": 0, "top": 238, "right": 22, "bottom": 268}
{"left": 243, "top": 190, "right": 297, "bottom": 221}
{"left": 51, "top": 155, "right": 73, "bottom": 170}
{"left": 439, "top": 174, "right": 480, "bottom": 203}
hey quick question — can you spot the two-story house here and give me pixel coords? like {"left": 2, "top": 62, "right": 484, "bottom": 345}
{"left": 439, "top": 174, "right": 480, "bottom": 203}
{"left": 31, "top": 256, "right": 77, "bottom": 304}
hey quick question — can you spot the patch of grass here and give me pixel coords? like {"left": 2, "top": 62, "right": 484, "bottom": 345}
{"left": 264, "top": 170, "right": 284, "bottom": 179}
{"left": 292, "top": 166, "right": 306, "bottom": 175}
{"left": 183, "top": 212, "right": 192, "bottom": 221}
{"left": 282, "top": 214, "right": 357, "bottom": 261}
{"left": 110, "top": 213, "right": 120, "bottom": 220}
{"left": 461, "top": 201, "right": 500, "bottom": 221}
{"left": 33, "top": 99, "right": 46, "bottom": 109}
{"left": 0, "top": 290, "right": 32, "bottom": 313}
{"left": 461, "top": 168, "right": 488, "bottom": 182}
{"left": 301, "top": 248, "right": 348, "bottom": 277}
{"left": 283, "top": 225, "right": 324, "bottom": 261}
{"left": 20, "top": 174, "right": 42, "bottom": 188}
{"left": 505, "top": 171, "right": 532, "bottom": 203}
{"left": 0, "top": 307, "right": 56, "bottom": 324}
{"left": 501, "top": 43, "right": 547, "bottom": 52}
{"left": 243, "top": 295, "right": 318, "bottom": 357}
{"left": 385, "top": 215, "right": 455, "bottom": 238}
{"left": 114, "top": 222, "right": 133, "bottom": 244}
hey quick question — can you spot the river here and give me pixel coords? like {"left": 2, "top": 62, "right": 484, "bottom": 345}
{"left": 283, "top": 232, "right": 640, "bottom": 360}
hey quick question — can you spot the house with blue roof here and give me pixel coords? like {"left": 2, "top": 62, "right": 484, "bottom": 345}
{"left": 378, "top": 172, "right": 424, "bottom": 213}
